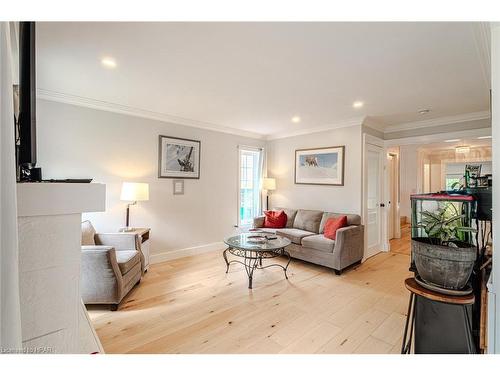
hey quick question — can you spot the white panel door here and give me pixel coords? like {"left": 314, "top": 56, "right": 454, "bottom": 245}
{"left": 366, "top": 144, "right": 384, "bottom": 256}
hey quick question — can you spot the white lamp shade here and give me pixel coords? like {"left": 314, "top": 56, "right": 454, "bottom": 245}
{"left": 262, "top": 178, "right": 276, "bottom": 191}
{"left": 120, "top": 182, "right": 149, "bottom": 201}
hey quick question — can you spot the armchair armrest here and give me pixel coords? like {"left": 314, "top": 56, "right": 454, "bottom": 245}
{"left": 333, "top": 225, "right": 365, "bottom": 270}
{"left": 94, "top": 233, "right": 139, "bottom": 251}
{"left": 94, "top": 233, "right": 145, "bottom": 275}
{"left": 253, "top": 216, "right": 265, "bottom": 228}
{"left": 81, "top": 246, "right": 123, "bottom": 304}
{"left": 82, "top": 245, "right": 114, "bottom": 252}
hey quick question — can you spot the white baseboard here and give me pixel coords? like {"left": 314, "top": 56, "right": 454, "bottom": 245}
{"left": 150, "top": 241, "right": 225, "bottom": 264}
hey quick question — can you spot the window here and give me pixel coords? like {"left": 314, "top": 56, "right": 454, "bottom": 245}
{"left": 445, "top": 176, "right": 461, "bottom": 190}
{"left": 238, "top": 147, "right": 263, "bottom": 227}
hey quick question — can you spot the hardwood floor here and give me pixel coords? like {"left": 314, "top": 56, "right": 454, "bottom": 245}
{"left": 389, "top": 224, "right": 411, "bottom": 256}
{"left": 88, "top": 244, "right": 412, "bottom": 354}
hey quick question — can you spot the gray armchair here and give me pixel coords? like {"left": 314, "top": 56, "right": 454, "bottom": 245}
{"left": 81, "top": 221, "right": 143, "bottom": 310}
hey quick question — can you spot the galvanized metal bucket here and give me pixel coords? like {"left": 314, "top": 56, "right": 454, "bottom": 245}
{"left": 412, "top": 238, "right": 476, "bottom": 290}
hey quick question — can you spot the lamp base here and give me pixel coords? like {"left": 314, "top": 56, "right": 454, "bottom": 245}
{"left": 125, "top": 201, "right": 137, "bottom": 227}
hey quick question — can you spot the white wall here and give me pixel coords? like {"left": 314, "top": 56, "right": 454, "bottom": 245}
{"left": 36, "top": 99, "right": 265, "bottom": 258}
{"left": 266, "top": 125, "right": 362, "bottom": 214}
{"left": 430, "top": 161, "right": 442, "bottom": 192}
{"left": 399, "top": 144, "right": 420, "bottom": 221}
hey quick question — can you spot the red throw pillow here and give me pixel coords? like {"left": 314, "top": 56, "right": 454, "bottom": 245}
{"left": 324, "top": 216, "right": 348, "bottom": 240}
{"left": 263, "top": 210, "right": 287, "bottom": 228}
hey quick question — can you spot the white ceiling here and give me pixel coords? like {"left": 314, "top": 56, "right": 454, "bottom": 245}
{"left": 418, "top": 137, "right": 492, "bottom": 152}
{"left": 36, "top": 22, "right": 490, "bottom": 138}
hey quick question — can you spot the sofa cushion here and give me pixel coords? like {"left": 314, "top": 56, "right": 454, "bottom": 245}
{"left": 81, "top": 220, "right": 96, "bottom": 246}
{"left": 276, "top": 228, "right": 315, "bottom": 245}
{"left": 293, "top": 209, "right": 323, "bottom": 233}
{"left": 324, "top": 216, "right": 348, "bottom": 240}
{"left": 319, "top": 212, "right": 361, "bottom": 233}
{"left": 301, "top": 234, "right": 336, "bottom": 253}
{"left": 263, "top": 210, "right": 287, "bottom": 228}
{"left": 274, "top": 208, "right": 298, "bottom": 228}
{"left": 116, "top": 250, "right": 141, "bottom": 275}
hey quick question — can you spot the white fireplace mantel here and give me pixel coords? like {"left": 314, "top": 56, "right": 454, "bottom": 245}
{"left": 17, "top": 182, "right": 106, "bottom": 353}
{"left": 17, "top": 182, "right": 105, "bottom": 217}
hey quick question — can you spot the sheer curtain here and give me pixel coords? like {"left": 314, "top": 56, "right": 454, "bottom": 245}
{"left": 259, "top": 148, "right": 266, "bottom": 214}
{"left": 0, "top": 22, "right": 22, "bottom": 352}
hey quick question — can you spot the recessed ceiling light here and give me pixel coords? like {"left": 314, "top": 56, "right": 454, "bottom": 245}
{"left": 291, "top": 116, "right": 301, "bottom": 123}
{"left": 455, "top": 146, "right": 471, "bottom": 154}
{"left": 477, "top": 135, "right": 492, "bottom": 139}
{"left": 101, "top": 57, "right": 117, "bottom": 68}
{"left": 444, "top": 139, "right": 460, "bottom": 143}
{"left": 418, "top": 109, "right": 431, "bottom": 114}
{"left": 352, "top": 101, "right": 364, "bottom": 109}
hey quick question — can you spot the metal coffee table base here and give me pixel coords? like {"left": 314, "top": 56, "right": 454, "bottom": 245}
{"left": 223, "top": 247, "right": 291, "bottom": 289}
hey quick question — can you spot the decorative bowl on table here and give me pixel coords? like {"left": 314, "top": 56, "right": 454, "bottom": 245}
{"left": 246, "top": 235, "right": 267, "bottom": 244}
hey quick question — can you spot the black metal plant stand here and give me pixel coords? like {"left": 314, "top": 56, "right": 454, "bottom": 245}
{"left": 401, "top": 278, "right": 476, "bottom": 354}
{"left": 223, "top": 247, "right": 291, "bottom": 289}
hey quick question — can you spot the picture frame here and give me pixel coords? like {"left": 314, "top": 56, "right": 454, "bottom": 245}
{"left": 158, "top": 135, "right": 201, "bottom": 179}
{"left": 294, "top": 145, "right": 345, "bottom": 186}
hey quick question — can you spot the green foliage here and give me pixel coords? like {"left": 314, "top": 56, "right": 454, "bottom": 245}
{"left": 450, "top": 180, "right": 464, "bottom": 190}
{"left": 415, "top": 203, "right": 476, "bottom": 246}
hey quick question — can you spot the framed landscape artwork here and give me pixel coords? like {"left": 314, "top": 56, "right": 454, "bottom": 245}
{"left": 295, "top": 146, "right": 345, "bottom": 186}
{"left": 158, "top": 135, "right": 201, "bottom": 179}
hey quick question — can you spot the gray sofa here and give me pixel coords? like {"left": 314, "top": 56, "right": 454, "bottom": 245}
{"left": 81, "top": 221, "right": 143, "bottom": 310}
{"left": 253, "top": 208, "right": 364, "bottom": 274}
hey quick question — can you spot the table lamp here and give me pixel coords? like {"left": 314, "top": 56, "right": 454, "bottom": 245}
{"left": 120, "top": 182, "right": 149, "bottom": 229}
{"left": 262, "top": 177, "right": 276, "bottom": 211}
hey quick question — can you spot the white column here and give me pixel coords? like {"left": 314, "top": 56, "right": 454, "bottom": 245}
{"left": 0, "top": 21, "right": 22, "bottom": 353}
{"left": 490, "top": 22, "right": 500, "bottom": 353}
{"left": 17, "top": 183, "right": 105, "bottom": 353}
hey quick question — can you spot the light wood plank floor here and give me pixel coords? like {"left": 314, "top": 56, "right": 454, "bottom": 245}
{"left": 389, "top": 224, "right": 411, "bottom": 256}
{"left": 89, "top": 244, "right": 412, "bottom": 354}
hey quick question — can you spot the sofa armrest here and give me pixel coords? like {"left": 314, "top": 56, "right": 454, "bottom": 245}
{"left": 94, "top": 233, "right": 139, "bottom": 251}
{"left": 333, "top": 225, "right": 364, "bottom": 270}
{"left": 81, "top": 246, "right": 123, "bottom": 304}
{"left": 253, "top": 216, "right": 265, "bottom": 228}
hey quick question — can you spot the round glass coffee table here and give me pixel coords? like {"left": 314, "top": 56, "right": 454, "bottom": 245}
{"left": 223, "top": 232, "right": 292, "bottom": 289}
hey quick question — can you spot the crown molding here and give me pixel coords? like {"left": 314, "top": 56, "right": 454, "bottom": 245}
{"left": 265, "top": 116, "right": 364, "bottom": 141}
{"left": 383, "top": 110, "right": 491, "bottom": 134}
{"left": 36, "top": 89, "right": 265, "bottom": 140}
{"left": 362, "top": 116, "right": 386, "bottom": 132}
{"left": 473, "top": 22, "right": 491, "bottom": 90}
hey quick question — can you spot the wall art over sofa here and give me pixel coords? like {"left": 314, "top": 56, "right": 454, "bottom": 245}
{"left": 295, "top": 145, "right": 345, "bottom": 186}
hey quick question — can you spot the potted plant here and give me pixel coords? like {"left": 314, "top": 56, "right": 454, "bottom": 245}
{"left": 412, "top": 202, "right": 477, "bottom": 290}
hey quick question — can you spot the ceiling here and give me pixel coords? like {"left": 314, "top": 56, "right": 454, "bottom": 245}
{"left": 418, "top": 137, "right": 492, "bottom": 152}
{"left": 36, "top": 22, "right": 490, "bottom": 138}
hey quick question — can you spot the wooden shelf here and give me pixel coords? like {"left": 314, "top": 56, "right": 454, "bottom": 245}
{"left": 404, "top": 278, "right": 475, "bottom": 305}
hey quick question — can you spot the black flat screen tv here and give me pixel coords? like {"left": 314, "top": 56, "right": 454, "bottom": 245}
{"left": 17, "top": 21, "right": 41, "bottom": 181}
